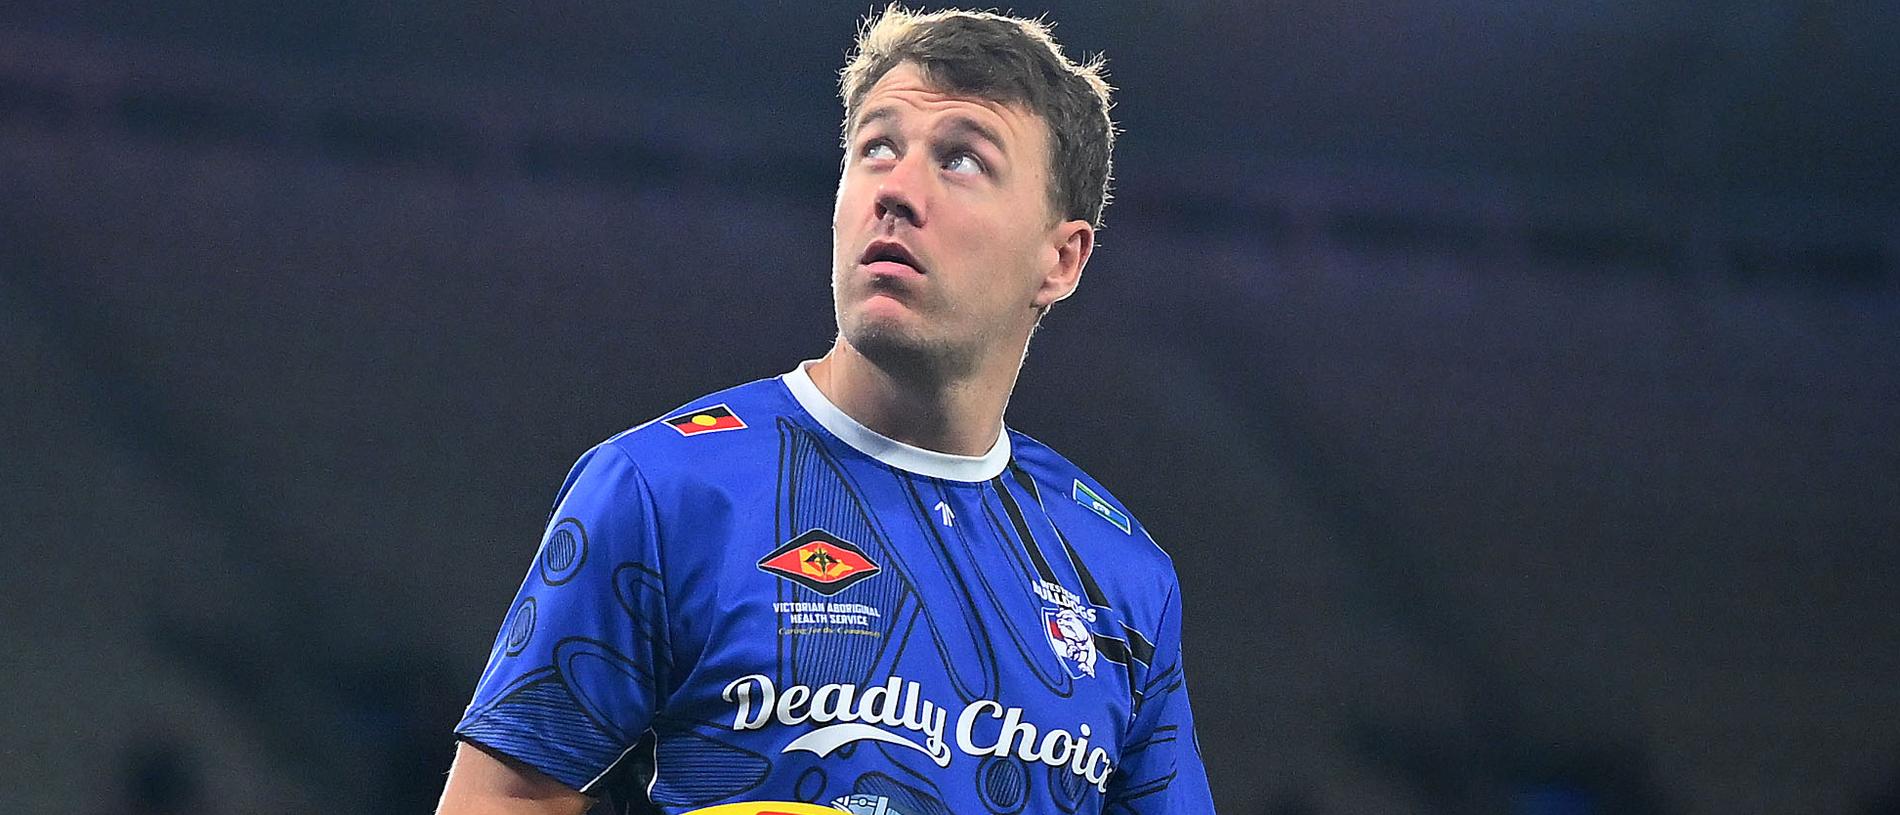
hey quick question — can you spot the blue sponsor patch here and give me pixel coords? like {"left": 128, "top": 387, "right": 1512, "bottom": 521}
{"left": 1071, "top": 480, "right": 1131, "bottom": 534}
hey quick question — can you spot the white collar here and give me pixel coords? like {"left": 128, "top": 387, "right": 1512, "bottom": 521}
{"left": 781, "top": 360, "right": 1011, "bottom": 483}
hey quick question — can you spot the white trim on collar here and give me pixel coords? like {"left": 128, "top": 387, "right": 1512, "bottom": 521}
{"left": 781, "top": 360, "right": 1011, "bottom": 483}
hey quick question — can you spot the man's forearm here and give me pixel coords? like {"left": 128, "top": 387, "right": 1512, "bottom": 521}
{"left": 435, "top": 741, "right": 592, "bottom": 815}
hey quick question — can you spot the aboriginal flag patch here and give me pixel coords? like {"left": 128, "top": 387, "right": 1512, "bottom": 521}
{"left": 664, "top": 404, "right": 746, "bottom": 436}
{"left": 758, "top": 529, "right": 881, "bottom": 596}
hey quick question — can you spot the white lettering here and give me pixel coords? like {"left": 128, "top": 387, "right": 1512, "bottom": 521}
{"left": 777, "top": 601, "right": 882, "bottom": 619}
{"left": 896, "top": 680, "right": 925, "bottom": 734}
{"left": 722, "top": 674, "right": 774, "bottom": 730}
{"left": 955, "top": 699, "right": 1003, "bottom": 755}
{"left": 727, "top": 674, "right": 1111, "bottom": 790}
{"left": 1033, "top": 581, "right": 1098, "bottom": 622}
{"left": 1070, "top": 722, "right": 1094, "bottom": 776}
{"left": 809, "top": 682, "right": 857, "bottom": 724}
{"left": 924, "top": 703, "right": 947, "bottom": 759}
{"left": 776, "top": 684, "right": 811, "bottom": 726}
{"left": 1037, "top": 727, "right": 1074, "bottom": 767}
{"left": 859, "top": 676, "right": 901, "bottom": 727}
{"left": 1000, "top": 707, "right": 1040, "bottom": 761}
{"left": 1085, "top": 746, "right": 1114, "bottom": 792}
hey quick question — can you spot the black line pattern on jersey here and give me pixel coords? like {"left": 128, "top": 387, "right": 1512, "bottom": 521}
{"left": 609, "top": 561, "right": 675, "bottom": 685}
{"left": 851, "top": 770, "right": 955, "bottom": 815}
{"left": 889, "top": 470, "right": 1001, "bottom": 701}
{"left": 458, "top": 654, "right": 647, "bottom": 788}
{"left": 1005, "top": 461, "right": 1162, "bottom": 718}
{"left": 1107, "top": 720, "right": 1183, "bottom": 811}
{"left": 1121, "top": 625, "right": 1157, "bottom": 666}
{"left": 950, "top": 486, "right": 1086, "bottom": 695}
{"left": 774, "top": 419, "right": 913, "bottom": 691}
{"left": 1143, "top": 660, "right": 1185, "bottom": 697}
{"left": 1002, "top": 464, "right": 1118, "bottom": 630}
{"left": 635, "top": 719, "right": 774, "bottom": 807}
{"left": 991, "top": 468, "right": 1130, "bottom": 699}
{"left": 1122, "top": 724, "right": 1180, "bottom": 755}
{"left": 1132, "top": 661, "right": 1185, "bottom": 723}
{"left": 995, "top": 475, "right": 1148, "bottom": 727}
{"left": 990, "top": 472, "right": 1062, "bottom": 586}
{"left": 461, "top": 666, "right": 563, "bottom": 722}
{"left": 458, "top": 671, "right": 620, "bottom": 789}
{"left": 999, "top": 470, "right": 1109, "bottom": 679}
{"left": 879, "top": 736, "right": 950, "bottom": 791}
{"left": 1008, "top": 464, "right": 1118, "bottom": 626}
{"left": 552, "top": 636, "right": 663, "bottom": 745}
{"left": 1105, "top": 755, "right": 1179, "bottom": 811}
{"left": 645, "top": 727, "right": 774, "bottom": 807}
{"left": 995, "top": 467, "right": 1142, "bottom": 690}
{"left": 1014, "top": 463, "right": 1157, "bottom": 674}
{"left": 910, "top": 477, "right": 1076, "bottom": 697}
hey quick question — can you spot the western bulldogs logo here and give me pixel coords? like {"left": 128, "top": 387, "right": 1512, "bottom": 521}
{"left": 1043, "top": 606, "right": 1098, "bottom": 678}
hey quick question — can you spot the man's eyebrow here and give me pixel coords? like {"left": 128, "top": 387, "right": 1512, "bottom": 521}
{"left": 940, "top": 115, "right": 1008, "bottom": 154}
{"left": 853, "top": 106, "right": 901, "bottom": 135}
{"left": 853, "top": 106, "right": 1009, "bottom": 154}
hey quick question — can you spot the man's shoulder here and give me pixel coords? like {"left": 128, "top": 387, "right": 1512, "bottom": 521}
{"left": 1006, "top": 429, "right": 1176, "bottom": 575}
{"left": 592, "top": 374, "right": 794, "bottom": 477}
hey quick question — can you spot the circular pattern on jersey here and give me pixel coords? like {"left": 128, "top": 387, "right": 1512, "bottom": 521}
{"left": 538, "top": 518, "right": 587, "bottom": 586}
{"left": 793, "top": 767, "right": 827, "bottom": 803}
{"left": 978, "top": 755, "right": 1028, "bottom": 814}
{"left": 1049, "top": 761, "right": 1089, "bottom": 813}
{"left": 503, "top": 596, "right": 536, "bottom": 656}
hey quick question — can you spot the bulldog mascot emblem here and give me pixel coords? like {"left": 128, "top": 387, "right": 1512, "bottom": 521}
{"left": 1043, "top": 606, "right": 1098, "bottom": 678}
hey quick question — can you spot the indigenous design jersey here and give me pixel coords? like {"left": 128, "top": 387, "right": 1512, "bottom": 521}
{"left": 457, "top": 363, "right": 1214, "bottom": 814}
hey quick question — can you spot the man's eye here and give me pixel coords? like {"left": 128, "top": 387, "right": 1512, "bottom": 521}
{"left": 863, "top": 142, "right": 896, "bottom": 161}
{"left": 943, "top": 153, "right": 983, "bottom": 175}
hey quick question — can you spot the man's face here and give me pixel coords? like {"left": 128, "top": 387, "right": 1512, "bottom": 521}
{"left": 831, "top": 62, "right": 1085, "bottom": 374}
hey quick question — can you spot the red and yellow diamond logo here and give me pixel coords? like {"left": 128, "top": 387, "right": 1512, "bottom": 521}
{"left": 757, "top": 529, "right": 881, "bottom": 596}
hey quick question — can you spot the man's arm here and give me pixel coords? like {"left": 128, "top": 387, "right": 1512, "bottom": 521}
{"left": 1106, "top": 579, "right": 1217, "bottom": 813}
{"left": 445, "top": 443, "right": 673, "bottom": 811}
{"left": 436, "top": 740, "right": 592, "bottom": 815}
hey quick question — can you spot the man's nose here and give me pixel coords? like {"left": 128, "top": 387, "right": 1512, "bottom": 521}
{"left": 873, "top": 152, "right": 929, "bottom": 227}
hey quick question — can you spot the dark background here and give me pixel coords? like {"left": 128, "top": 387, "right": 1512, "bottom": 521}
{"left": 3, "top": 2, "right": 1897, "bottom": 813}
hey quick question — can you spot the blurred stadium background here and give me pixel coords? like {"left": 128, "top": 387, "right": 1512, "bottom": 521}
{"left": 2, "top": 2, "right": 1897, "bottom": 813}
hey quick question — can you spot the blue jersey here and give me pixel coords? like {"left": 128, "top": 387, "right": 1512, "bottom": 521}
{"left": 457, "top": 363, "right": 1214, "bottom": 814}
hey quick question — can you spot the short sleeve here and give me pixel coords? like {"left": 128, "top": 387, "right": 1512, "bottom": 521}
{"left": 1105, "top": 579, "right": 1217, "bottom": 814}
{"left": 455, "top": 443, "right": 672, "bottom": 793}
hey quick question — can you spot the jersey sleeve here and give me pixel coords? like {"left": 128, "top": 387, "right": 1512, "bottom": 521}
{"left": 454, "top": 442, "right": 672, "bottom": 793}
{"left": 1106, "top": 578, "right": 1217, "bottom": 814}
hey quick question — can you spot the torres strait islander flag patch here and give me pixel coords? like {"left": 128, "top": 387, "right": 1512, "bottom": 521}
{"left": 1072, "top": 479, "right": 1132, "bottom": 534}
{"left": 664, "top": 404, "right": 747, "bottom": 436}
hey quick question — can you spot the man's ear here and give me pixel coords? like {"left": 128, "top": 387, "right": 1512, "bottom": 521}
{"left": 1034, "top": 219, "right": 1093, "bottom": 308}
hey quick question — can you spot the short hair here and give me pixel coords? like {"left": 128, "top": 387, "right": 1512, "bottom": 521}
{"left": 839, "top": 5, "right": 1117, "bottom": 229}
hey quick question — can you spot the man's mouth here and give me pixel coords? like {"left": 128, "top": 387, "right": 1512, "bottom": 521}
{"left": 860, "top": 240, "right": 925, "bottom": 277}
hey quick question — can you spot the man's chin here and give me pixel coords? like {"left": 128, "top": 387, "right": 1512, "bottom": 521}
{"left": 845, "top": 320, "right": 929, "bottom": 359}
{"left": 841, "top": 318, "right": 963, "bottom": 377}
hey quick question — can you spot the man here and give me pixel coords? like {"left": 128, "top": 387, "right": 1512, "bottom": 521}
{"left": 437, "top": 7, "right": 1214, "bottom": 814}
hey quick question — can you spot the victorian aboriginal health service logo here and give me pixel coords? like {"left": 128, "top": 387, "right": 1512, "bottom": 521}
{"left": 757, "top": 529, "right": 881, "bottom": 596}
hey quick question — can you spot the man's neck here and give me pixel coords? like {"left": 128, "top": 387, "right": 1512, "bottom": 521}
{"left": 805, "top": 340, "right": 1020, "bottom": 457}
